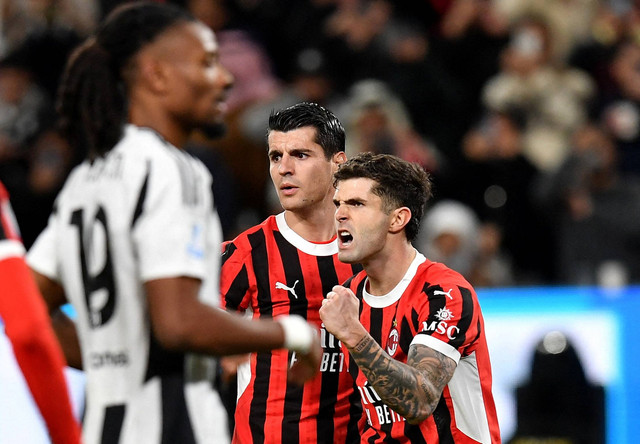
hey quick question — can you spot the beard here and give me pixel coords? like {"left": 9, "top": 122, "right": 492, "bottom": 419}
{"left": 200, "top": 121, "right": 227, "bottom": 140}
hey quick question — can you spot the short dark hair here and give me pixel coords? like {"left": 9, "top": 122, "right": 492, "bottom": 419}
{"left": 268, "top": 102, "right": 345, "bottom": 158}
{"left": 334, "top": 152, "right": 433, "bottom": 242}
{"left": 57, "top": 2, "right": 195, "bottom": 160}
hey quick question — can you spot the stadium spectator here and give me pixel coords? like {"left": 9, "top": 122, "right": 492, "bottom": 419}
{"left": 415, "top": 199, "right": 514, "bottom": 288}
{"left": 26, "top": 3, "right": 321, "bottom": 443}
{"left": 440, "top": 108, "right": 555, "bottom": 283}
{"left": 482, "top": 15, "right": 595, "bottom": 172}
{"left": 220, "top": 102, "right": 363, "bottom": 444}
{"left": 0, "top": 181, "right": 81, "bottom": 444}
{"left": 320, "top": 152, "right": 500, "bottom": 443}
{"left": 536, "top": 123, "right": 640, "bottom": 285}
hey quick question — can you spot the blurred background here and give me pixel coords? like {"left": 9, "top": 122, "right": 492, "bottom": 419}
{"left": 0, "top": 0, "right": 639, "bottom": 442}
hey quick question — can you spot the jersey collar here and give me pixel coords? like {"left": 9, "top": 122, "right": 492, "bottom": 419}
{"left": 363, "top": 250, "right": 427, "bottom": 308}
{"left": 275, "top": 212, "right": 338, "bottom": 256}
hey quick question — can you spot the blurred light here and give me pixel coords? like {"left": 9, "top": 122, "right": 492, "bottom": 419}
{"left": 484, "top": 185, "right": 507, "bottom": 209}
{"left": 541, "top": 330, "right": 568, "bottom": 354}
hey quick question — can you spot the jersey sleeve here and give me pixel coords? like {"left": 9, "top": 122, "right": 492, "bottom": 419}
{"left": 132, "top": 154, "right": 211, "bottom": 282}
{"left": 219, "top": 239, "right": 253, "bottom": 313}
{"left": 410, "top": 277, "right": 479, "bottom": 365}
{"left": 0, "top": 183, "right": 82, "bottom": 444}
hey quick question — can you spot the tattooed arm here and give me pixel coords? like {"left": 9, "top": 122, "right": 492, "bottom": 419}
{"left": 349, "top": 334, "right": 456, "bottom": 423}
{"left": 320, "top": 285, "right": 457, "bottom": 424}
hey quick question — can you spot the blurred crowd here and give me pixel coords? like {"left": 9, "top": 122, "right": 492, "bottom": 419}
{"left": 2, "top": 0, "right": 640, "bottom": 288}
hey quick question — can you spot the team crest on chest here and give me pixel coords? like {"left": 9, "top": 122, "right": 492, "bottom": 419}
{"left": 386, "top": 319, "right": 399, "bottom": 356}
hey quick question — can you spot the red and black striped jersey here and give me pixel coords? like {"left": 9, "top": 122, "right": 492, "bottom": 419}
{"left": 346, "top": 251, "right": 501, "bottom": 444}
{"left": 220, "top": 212, "right": 364, "bottom": 444}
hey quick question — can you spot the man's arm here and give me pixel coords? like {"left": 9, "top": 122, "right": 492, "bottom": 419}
{"left": 31, "top": 270, "right": 83, "bottom": 369}
{"left": 347, "top": 334, "right": 456, "bottom": 423}
{"left": 320, "top": 285, "right": 456, "bottom": 424}
{"left": 146, "top": 276, "right": 320, "bottom": 384}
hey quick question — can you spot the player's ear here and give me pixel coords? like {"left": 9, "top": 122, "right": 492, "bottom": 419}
{"left": 137, "top": 54, "right": 171, "bottom": 94}
{"left": 332, "top": 151, "right": 347, "bottom": 168}
{"left": 389, "top": 207, "right": 411, "bottom": 235}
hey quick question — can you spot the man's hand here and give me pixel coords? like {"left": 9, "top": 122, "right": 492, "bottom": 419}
{"left": 319, "top": 285, "right": 367, "bottom": 348}
{"left": 288, "top": 333, "right": 322, "bottom": 385}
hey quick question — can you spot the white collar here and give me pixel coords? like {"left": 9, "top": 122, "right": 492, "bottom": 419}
{"left": 363, "top": 250, "right": 426, "bottom": 308}
{"left": 275, "top": 212, "right": 338, "bottom": 256}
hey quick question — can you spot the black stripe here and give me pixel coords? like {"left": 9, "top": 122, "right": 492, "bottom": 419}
{"left": 160, "top": 375, "right": 197, "bottom": 444}
{"left": 316, "top": 255, "right": 340, "bottom": 443}
{"left": 224, "top": 264, "right": 249, "bottom": 311}
{"left": 367, "top": 430, "right": 381, "bottom": 444}
{"left": 274, "top": 231, "right": 306, "bottom": 443}
{"left": 399, "top": 315, "right": 414, "bottom": 354}
{"left": 449, "top": 286, "right": 474, "bottom": 350}
{"left": 100, "top": 404, "right": 125, "bottom": 444}
{"left": 131, "top": 162, "right": 150, "bottom": 228}
{"left": 355, "top": 277, "right": 366, "bottom": 317}
{"left": 432, "top": 396, "right": 455, "bottom": 443}
{"left": 144, "top": 324, "right": 185, "bottom": 382}
{"left": 346, "top": 380, "right": 363, "bottom": 444}
{"left": 370, "top": 308, "right": 383, "bottom": 345}
{"left": 221, "top": 242, "right": 237, "bottom": 266}
{"left": 0, "top": 216, "right": 7, "bottom": 241}
{"left": 404, "top": 422, "right": 427, "bottom": 443}
{"left": 247, "top": 228, "right": 270, "bottom": 444}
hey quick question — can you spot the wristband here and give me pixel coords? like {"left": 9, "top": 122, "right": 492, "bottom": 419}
{"left": 276, "top": 315, "right": 315, "bottom": 354}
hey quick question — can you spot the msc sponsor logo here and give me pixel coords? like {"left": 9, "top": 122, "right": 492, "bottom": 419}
{"left": 421, "top": 319, "right": 460, "bottom": 340}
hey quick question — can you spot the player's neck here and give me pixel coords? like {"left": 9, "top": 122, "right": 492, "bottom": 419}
{"left": 129, "top": 103, "right": 189, "bottom": 149}
{"left": 364, "top": 241, "right": 416, "bottom": 296}
{"left": 283, "top": 204, "right": 337, "bottom": 243}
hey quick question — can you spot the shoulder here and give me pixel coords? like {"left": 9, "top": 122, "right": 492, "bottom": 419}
{"left": 117, "top": 126, "right": 210, "bottom": 179}
{"left": 221, "top": 216, "right": 276, "bottom": 263}
{"left": 419, "top": 260, "right": 477, "bottom": 301}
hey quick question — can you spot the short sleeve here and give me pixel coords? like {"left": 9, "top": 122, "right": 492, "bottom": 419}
{"left": 410, "top": 282, "right": 478, "bottom": 364}
{"left": 219, "top": 239, "right": 252, "bottom": 313}
{"left": 133, "top": 154, "right": 211, "bottom": 282}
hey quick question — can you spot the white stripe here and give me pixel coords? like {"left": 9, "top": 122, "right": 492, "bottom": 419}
{"left": 448, "top": 351, "right": 492, "bottom": 443}
{"left": 0, "top": 240, "right": 25, "bottom": 261}
{"left": 411, "top": 334, "right": 461, "bottom": 363}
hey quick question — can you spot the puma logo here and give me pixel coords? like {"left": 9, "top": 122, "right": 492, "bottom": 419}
{"left": 276, "top": 280, "right": 300, "bottom": 299}
{"left": 434, "top": 288, "right": 453, "bottom": 299}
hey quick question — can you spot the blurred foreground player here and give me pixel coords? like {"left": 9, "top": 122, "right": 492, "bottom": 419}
{"left": 27, "top": 3, "right": 320, "bottom": 443}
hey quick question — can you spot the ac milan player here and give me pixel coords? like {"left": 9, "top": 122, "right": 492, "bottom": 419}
{"left": 0, "top": 181, "right": 81, "bottom": 444}
{"left": 220, "top": 102, "right": 363, "bottom": 444}
{"left": 321, "top": 153, "right": 501, "bottom": 443}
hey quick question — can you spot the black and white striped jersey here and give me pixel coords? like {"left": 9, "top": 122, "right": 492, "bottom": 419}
{"left": 28, "top": 125, "right": 228, "bottom": 444}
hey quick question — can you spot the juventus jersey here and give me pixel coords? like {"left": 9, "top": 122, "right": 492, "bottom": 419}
{"left": 27, "top": 125, "right": 228, "bottom": 444}
{"left": 347, "top": 251, "right": 500, "bottom": 444}
{"left": 220, "top": 213, "right": 363, "bottom": 444}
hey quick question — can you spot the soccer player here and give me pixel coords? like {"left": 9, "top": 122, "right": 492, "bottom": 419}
{"left": 0, "top": 181, "right": 81, "bottom": 444}
{"left": 320, "top": 153, "right": 501, "bottom": 443}
{"left": 220, "top": 102, "right": 363, "bottom": 444}
{"left": 26, "top": 4, "right": 320, "bottom": 444}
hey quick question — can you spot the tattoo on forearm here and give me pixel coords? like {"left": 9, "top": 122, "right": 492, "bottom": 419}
{"left": 347, "top": 337, "right": 456, "bottom": 422}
